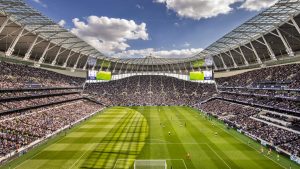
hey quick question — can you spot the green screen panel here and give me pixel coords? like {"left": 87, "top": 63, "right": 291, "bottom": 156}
{"left": 190, "top": 71, "right": 205, "bottom": 80}
{"left": 97, "top": 60, "right": 111, "bottom": 69}
{"left": 96, "top": 71, "right": 112, "bottom": 80}
{"left": 192, "top": 59, "right": 205, "bottom": 68}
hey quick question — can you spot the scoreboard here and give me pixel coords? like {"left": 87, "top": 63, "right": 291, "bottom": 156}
{"left": 87, "top": 70, "right": 112, "bottom": 81}
{"left": 189, "top": 70, "right": 214, "bottom": 81}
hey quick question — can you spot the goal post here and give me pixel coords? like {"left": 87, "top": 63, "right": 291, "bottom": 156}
{"left": 134, "top": 160, "right": 167, "bottom": 169}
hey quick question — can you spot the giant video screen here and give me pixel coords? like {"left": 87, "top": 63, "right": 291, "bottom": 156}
{"left": 189, "top": 70, "right": 214, "bottom": 81}
{"left": 87, "top": 70, "right": 112, "bottom": 81}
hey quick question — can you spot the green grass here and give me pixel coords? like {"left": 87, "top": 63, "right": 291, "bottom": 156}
{"left": 1, "top": 106, "right": 299, "bottom": 169}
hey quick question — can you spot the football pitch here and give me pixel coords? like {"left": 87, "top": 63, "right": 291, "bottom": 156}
{"left": 1, "top": 106, "right": 300, "bottom": 169}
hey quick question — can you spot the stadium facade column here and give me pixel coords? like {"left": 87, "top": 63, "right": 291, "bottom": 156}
{"left": 227, "top": 50, "right": 238, "bottom": 68}
{"left": 73, "top": 54, "right": 82, "bottom": 70}
{"left": 218, "top": 54, "right": 228, "bottom": 70}
{"left": 261, "top": 35, "right": 277, "bottom": 60}
{"left": 85, "top": 52, "right": 101, "bottom": 71}
{"left": 112, "top": 61, "right": 118, "bottom": 73}
{"left": 52, "top": 42, "right": 82, "bottom": 66}
{"left": 92, "top": 59, "right": 97, "bottom": 70}
{"left": 197, "top": 62, "right": 201, "bottom": 72}
{"left": 249, "top": 41, "right": 262, "bottom": 64}
{"left": 159, "top": 63, "right": 164, "bottom": 75}
{"left": 291, "top": 18, "right": 300, "bottom": 36}
{"left": 164, "top": 64, "right": 168, "bottom": 76}
{"left": 118, "top": 62, "right": 124, "bottom": 73}
{"left": 83, "top": 59, "right": 88, "bottom": 70}
{"left": 63, "top": 50, "right": 73, "bottom": 67}
{"left": 0, "top": 17, "right": 10, "bottom": 34}
{"left": 183, "top": 62, "right": 189, "bottom": 72}
{"left": 212, "top": 59, "right": 218, "bottom": 70}
{"left": 226, "top": 37, "right": 249, "bottom": 66}
{"left": 189, "top": 62, "right": 195, "bottom": 72}
{"left": 38, "top": 41, "right": 51, "bottom": 65}
{"left": 5, "top": 27, "right": 25, "bottom": 56}
{"left": 24, "top": 36, "right": 39, "bottom": 60}
{"left": 99, "top": 60, "right": 105, "bottom": 71}
{"left": 276, "top": 28, "right": 294, "bottom": 57}
{"left": 51, "top": 46, "right": 62, "bottom": 65}
{"left": 177, "top": 63, "right": 182, "bottom": 74}
{"left": 171, "top": 63, "right": 176, "bottom": 73}
{"left": 106, "top": 60, "right": 112, "bottom": 72}
{"left": 235, "top": 47, "right": 249, "bottom": 66}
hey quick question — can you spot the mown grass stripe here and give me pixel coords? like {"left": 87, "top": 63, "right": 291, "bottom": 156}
{"left": 170, "top": 106, "right": 241, "bottom": 169}
{"left": 83, "top": 110, "right": 136, "bottom": 168}
{"left": 183, "top": 107, "right": 282, "bottom": 169}
{"left": 2, "top": 106, "right": 299, "bottom": 169}
{"left": 163, "top": 107, "right": 218, "bottom": 169}
{"left": 159, "top": 107, "right": 199, "bottom": 169}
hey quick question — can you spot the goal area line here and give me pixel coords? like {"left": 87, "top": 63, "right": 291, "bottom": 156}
{"left": 113, "top": 159, "right": 187, "bottom": 169}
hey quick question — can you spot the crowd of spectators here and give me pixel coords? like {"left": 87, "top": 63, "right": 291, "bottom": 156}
{"left": 1, "top": 59, "right": 300, "bottom": 160}
{"left": 0, "top": 88, "right": 81, "bottom": 99}
{"left": 280, "top": 139, "right": 300, "bottom": 157}
{"left": 0, "top": 93, "right": 82, "bottom": 112}
{"left": 0, "top": 61, "right": 104, "bottom": 158}
{"left": 0, "top": 100, "right": 103, "bottom": 157}
{"left": 257, "top": 112, "right": 300, "bottom": 127}
{"left": 197, "top": 99, "right": 300, "bottom": 156}
{"left": 216, "top": 63, "right": 300, "bottom": 89}
{"left": 219, "top": 93, "right": 300, "bottom": 114}
{"left": 212, "top": 63, "right": 300, "bottom": 158}
{"left": 0, "top": 61, "right": 85, "bottom": 88}
{"left": 219, "top": 87, "right": 300, "bottom": 98}
{"left": 85, "top": 75, "right": 217, "bottom": 106}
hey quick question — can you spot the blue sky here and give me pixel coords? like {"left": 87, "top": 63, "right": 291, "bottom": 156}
{"left": 25, "top": 0, "right": 277, "bottom": 58}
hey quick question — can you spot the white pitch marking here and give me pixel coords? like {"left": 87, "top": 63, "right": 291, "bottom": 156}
{"left": 13, "top": 135, "right": 67, "bottom": 169}
{"left": 113, "top": 159, "right": 188, "bottom": 169}
{"left": 210, "top": 120, "right": 286, "bottom": 169}
{"left": 206, "top": 144, "right": 232, "bottom": 169}
{"left": 68, "top": 144, "right": 94, "bottom": 169}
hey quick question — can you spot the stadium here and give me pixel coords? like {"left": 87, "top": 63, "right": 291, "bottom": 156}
{"left": 0, "top": 0, "right": 300, "bottom": 168}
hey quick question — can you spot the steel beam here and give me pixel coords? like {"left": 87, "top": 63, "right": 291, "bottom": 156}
{"left": 5, "top": 27, "right": 25, "bottom": 56}
{"left": 218, "top": 54, "right": 228, "bottom": 70}
{"left": 249, "top": 41, "right": 262, "bottom": 64}
{"left": 0, "top": 17, "right": 9, "bottom": 34}
{"left": 38, "top": 41, "right": 51, "bottom": 64}
{"left": 261, "top": 35, "right": 277, "bottom": 60}
{"left": 51, "top": 46, "right": 62, "bottom": 65}
{"left": 276, "top": 28, "right": 294, "bottom": 57}
{"left": 23, "top": 35, "right": 38, "bottom": 60}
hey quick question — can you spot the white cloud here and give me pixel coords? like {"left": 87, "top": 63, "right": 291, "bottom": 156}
{"left": 71, "top": 16, "right": 149, "bottom": 54}
{"left": 114, "top": 48, "right": 203, "bottom": 58}
{"left": 58, "top": 20, "right": 66, "bottom": 27}
{"left": 174, "top": 22, "right": 180, "bottom": 27}
{"left": 32, "top": 0, "right": 47, "bottom": 8}
{"left": 182, "top": 42, "right": 191, "bottom": 47}
{"left": 239, "top": 0, "right": 277, "bottom": 11}
{"left": 155, "top": 0, "right": 242, "bottom": 20}
{"left": 136, "top": 4, "right": 144, "bottom": 9}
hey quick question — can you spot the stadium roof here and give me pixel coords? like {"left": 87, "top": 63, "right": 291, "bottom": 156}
{"left": 191, "top": 0, "right": 300, "bottom": 69}
{"left": 0, "top": 0, "right": 107, "bottom": 59}
{"left": 200, "top": 0, "right": 300, "bottom": 56}
{"left": 0, "top": 0, "right": 300, "bottom": 71}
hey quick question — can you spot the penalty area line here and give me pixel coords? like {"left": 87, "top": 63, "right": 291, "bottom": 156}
{"left": 206, "top": 144, "right": 232, "bottom": 169}
{"left": 210, "top": 120, "right": 286, "bottom": 169}
{"left": 68, "top": 144, "right": 94, "bottom": 169}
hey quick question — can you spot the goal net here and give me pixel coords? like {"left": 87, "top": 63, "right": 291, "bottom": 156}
{"left": 134, "top": 160, "right": 167, "bottom": 169}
